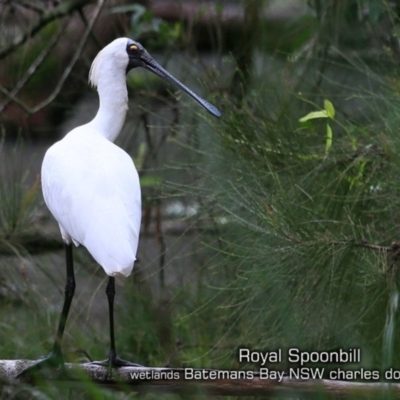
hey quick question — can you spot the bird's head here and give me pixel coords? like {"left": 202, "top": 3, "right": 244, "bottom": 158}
{"left": 89, "top": 38, "right": 221, "bottom": 118}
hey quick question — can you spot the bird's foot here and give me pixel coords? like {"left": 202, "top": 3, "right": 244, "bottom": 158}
{"left": 89, "top": 350, "right": 142, "bottom": 375}
{"left": 17, "top": 349, "right": 65, "bottom": 380}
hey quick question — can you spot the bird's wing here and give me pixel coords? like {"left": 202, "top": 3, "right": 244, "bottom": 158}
{"left": 42, "top": 133, "right": 141, "bottom": 277}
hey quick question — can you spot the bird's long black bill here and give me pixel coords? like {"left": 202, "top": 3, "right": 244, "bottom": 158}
{"left": 140, "top": 53, "right": 221, "bottom": 118}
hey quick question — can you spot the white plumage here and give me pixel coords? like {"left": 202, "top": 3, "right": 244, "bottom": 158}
{"left": 42, "top": 38, "right": 140, "bottom": 277}
{"left": 42, "top": 131, "right": 140, "bottom": 277}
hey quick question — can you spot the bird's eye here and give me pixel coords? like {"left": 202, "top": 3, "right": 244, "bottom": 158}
{"left": 128, "top": 44, "right": 138, "bottom": 54}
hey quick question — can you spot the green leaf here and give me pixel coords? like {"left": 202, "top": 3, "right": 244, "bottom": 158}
{"left": 299, "top": 110, "right": 328, "bottom": 122}
{"left": 325, "top": 123, "right": 333, "bottom": 153}
{"left": 140, "top": 175, "right": 162, "bottom": 187}
{"left": 134, "top": 142, "right": 147, "bottom": 170}
{"left": 172, "top": 22, "right": 181, "bottom": 39}
{"left": 324, "top": 99, "right": 335, "bottom": 118}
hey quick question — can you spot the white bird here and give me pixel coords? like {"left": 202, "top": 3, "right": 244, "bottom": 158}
{"left": 19, "top": 37, "right": 220, "bottom": 376}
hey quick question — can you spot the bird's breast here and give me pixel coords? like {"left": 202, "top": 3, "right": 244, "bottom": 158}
{"left": 41, "top": 132, "right": 141, "bottom": 276}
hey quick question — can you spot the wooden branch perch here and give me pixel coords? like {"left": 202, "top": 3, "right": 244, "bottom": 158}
{"left": 3, "top": 360, "right": 400, "bottom": 397}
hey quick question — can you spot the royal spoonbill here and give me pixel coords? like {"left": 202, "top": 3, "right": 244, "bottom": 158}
{"left": 18, "top": 37, "right": 220, "bottom": 376}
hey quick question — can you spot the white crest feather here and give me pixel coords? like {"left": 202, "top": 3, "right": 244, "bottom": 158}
{"left": 89, "top": 38, "right": 131, "bottom": 88}
{"left": 88, "top": 51, "right": 102, "bottom": 88}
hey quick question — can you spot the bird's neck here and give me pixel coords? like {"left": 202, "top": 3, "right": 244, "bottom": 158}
{"left": 90, "top": 75, "right": 128, "bottom": 142}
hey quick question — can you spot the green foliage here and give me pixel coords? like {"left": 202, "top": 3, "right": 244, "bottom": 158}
{"left": 112, "top": 4, "right": 181, "bottom": 50}
{"left": 0, "top": 136, "right": 40, "bottom": 241}
{"left": 183, "top": 53, "right": 400, "bottom": 377}
{"left": 8, "top": 21, "right": 61, "bottom": 93}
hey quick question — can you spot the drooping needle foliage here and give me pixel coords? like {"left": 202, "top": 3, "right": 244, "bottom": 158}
{"left": 181, "top": 51, "right": 400, "bottom": 372}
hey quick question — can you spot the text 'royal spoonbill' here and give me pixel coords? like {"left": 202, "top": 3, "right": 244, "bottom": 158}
{"left": 18, "top": 37, "right": 220, "bottom": 377}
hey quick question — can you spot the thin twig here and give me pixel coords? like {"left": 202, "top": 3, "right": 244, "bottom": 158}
{"left": 77, "top": 7, "right": 103, "bottom": 50}
{"left": 0, "top": 0, "right": 105, "bottom": 115}
{"left": 140, "top": 100, "right": 180, "bottom": 173}
{"left": 0, "top": 86, "right": 32, "bottom": 113}
{"left": 0, "top": 18, "right": 69, "bottom": 114}
{"left": 15, "top": 0, "right": 46, "bottom": 14}
{"left": 155, "top": 202, "right": 166, "bottom": 289}
{"left": 0, "top": 0, "right": 95, "bottom": 61}
{"left": 141, "top": 112, "right": 154, "bottom": 156}
{"left": 350, "top": 240, "right": 391, "bottom": 252}
{"left": 29, "top": 0, "right": 104, "bottom": 114}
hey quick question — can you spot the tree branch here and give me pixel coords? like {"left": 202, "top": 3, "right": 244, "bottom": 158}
{"left": 0, "top": 18, "right": 69, "bottom": 114}
{"left": 0, "top": 0, "right": 105, "bottom": 115}
{"left": 15, "top": 0, "right": 46, "bottom": 14}
{"left": 0, "top": 0, "right": 95, "bottom": 61}
{"left": 27, "top": 0, "right": 104, "bottom": 114}
{"left": 3, "top": 360, "right": 400, "bottom": 397}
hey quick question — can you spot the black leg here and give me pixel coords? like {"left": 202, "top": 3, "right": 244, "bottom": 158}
{"left": 54, "top": 242, "right": 76, "bottom": 355}
{"left": 106, "top": 276, "right": 117, "bottom": 362}
{"left": 90, "top": 276, "right": 141, "bottom": 370}
{"left": 17, "top": 243, "right": 76, "bottom": 378}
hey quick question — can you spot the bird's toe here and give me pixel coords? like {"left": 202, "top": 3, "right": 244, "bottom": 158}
{"left": 17, "top": 351, "right": 65, "bottom": 380}
{"left": 89, "top": 352, "right": 142, "bottom": 369}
